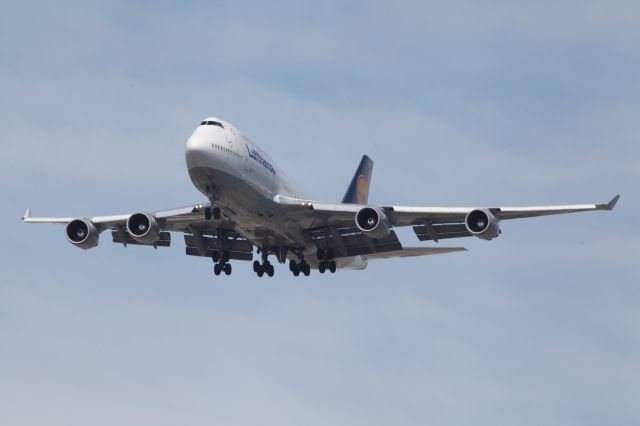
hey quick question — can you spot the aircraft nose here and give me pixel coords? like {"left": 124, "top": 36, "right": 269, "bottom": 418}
{"left": 185, "top": 132, "right": 210, "bottom": 169}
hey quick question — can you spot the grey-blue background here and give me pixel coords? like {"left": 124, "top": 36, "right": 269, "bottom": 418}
{"left": 1, "top": 1, "right": 638, "bottom": 425}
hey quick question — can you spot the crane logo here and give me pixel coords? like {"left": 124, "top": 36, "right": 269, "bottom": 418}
{"left": 356, "top": 174, "right": 367, "bottom": 204}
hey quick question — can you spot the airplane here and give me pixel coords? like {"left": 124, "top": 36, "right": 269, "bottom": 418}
{"left": 23, "top": 117, "right": 620, "bottom": 278}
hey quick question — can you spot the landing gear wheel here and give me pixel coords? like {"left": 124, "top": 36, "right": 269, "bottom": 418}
{"left": 213, "top": 207, "right": 221, "bottom": 220}
{"left": 253, "top": 260, "right": 261, "bottom": 273}
{"left": 318, "top": 261, "right": 326, "bottom": 274}
{"left": 214, "top": 263, "right": 222, "bottom": 276}
{"left": 302, "top": 262, "right": 310, "bottom": 276}
{"left": 204, "top": 207, "right": 212, "bottom": 220}
{"left": 289, "top": 260, "right": 300, "bottom": 276}
{"left": 329, "top": 261, "right": 337, "bottom": 273}
{"left": 266, "top": 264, "right": 275, "bottom": 277}
{"left": 224, "top": 263, "right": 232, "bottom": 275}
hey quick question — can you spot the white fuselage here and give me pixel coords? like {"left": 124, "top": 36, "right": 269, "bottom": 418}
{"left": 184, "top": 117, "right": 366, "bottom": 270}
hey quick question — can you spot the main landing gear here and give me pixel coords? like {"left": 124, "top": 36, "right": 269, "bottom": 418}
{"left": 317, "top": 248, "right": 337, "bottom": 274}
{"left": 212, "top": 250, "right": 232, "bottom": 276}
{"left": 289, "top": 259, "right": 310, "bottom": 277}
{"left": 253, "top": 248, "right": 311, "bottom": 278}
{"left": 253, "top": 259, "right": 274, "bottom": 277}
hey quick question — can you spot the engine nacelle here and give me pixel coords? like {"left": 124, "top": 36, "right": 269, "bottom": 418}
{"left": 126, "top": 212, "right": 161, "bottom": 244}
{"left": 355, "top": 206, "right": 391, "bottom": 239}
{"left": 465, "top": 209, "right": 501, "bottom": 240}
{"left": 66, "top": 218, "right": 99, "bottom": 249}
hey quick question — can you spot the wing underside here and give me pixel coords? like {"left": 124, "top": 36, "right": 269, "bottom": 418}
{"left": 276, "top": 194, "right": 620, "bottom": 250}
{"left": 22, "top": 194, "right": 619, "bottom": 263}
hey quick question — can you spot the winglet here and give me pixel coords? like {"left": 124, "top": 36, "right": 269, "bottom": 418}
{"left": 598, "top": 194, "right": 620, "bottom": 210}
{"left": 22, "top": 208, "right": 31, "bottom": 220}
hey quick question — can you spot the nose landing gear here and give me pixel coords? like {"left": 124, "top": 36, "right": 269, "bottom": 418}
{"left": 204, "top": 206, "right": 221, "bottom": 220}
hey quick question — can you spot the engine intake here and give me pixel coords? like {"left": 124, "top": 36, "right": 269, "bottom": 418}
{"left": 355, "top": 206, "right": 391, "bottom": 239}
{"left": 126, "top": 212, "right": 160, "bottom": 244}
{"left": 66, "top": 218, "right": 99, "bottom": 249}
{"left": 465, "top": 209, "right": 500, "bottom": 240}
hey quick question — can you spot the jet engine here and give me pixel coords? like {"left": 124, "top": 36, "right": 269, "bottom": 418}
{"left": 66, "top": 218, "right": 99, "bottom": 249}
{"left": 355, "top": 206, "right": 391, "bottom": 239}
{"left": 126, "top": 212, "right": 161, "bottom": 244}
{"left": 465, "top": 209, "right": 500, "bottom": 240}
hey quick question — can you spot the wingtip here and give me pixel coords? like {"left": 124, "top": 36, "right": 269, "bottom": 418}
{"left": 606, "top": 194, "right": 620, "bottom": 210}
{"left": 596, "top": 195, "right": 620, "bottom": 211}
{"left": 22, "top": 208, "right": 31, "bottom": 220}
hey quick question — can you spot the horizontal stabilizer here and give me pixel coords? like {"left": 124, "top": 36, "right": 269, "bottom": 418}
{"left": 365, "top": 246, "right": 467, "bottom": 260}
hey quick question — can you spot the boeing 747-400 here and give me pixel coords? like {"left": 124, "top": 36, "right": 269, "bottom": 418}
{"left": 23, "top": 117, "right": 619, "bottom": 277}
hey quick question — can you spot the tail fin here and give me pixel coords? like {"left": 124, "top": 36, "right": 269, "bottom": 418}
{"left": 342, "top": 155, "right": 373, "bottom": 205}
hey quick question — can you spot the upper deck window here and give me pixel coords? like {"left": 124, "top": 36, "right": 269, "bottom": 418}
{"left": 200, "top": 120, "right": 224, "bottom": 128}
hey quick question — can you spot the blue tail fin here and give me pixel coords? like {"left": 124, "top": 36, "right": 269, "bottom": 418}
{"left": 342, "top": 155, "right": 373, "bottom": 205}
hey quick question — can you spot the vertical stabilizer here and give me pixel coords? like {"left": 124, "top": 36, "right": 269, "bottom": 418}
{"left": 342, "top": 155, "right": 373, "bottom": 205}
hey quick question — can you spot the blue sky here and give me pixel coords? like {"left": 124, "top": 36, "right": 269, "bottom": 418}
{"left": 1, "top": 1, "right": 638, "bottom": 425}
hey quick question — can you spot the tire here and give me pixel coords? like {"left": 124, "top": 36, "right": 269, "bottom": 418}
{"left": 329, "top": 261, "right": 336, "bottom": 273}
{"left": 257, "top": 270, "right": 264, "bottom": 277}
{"left": 214, "top": 263, "right": 221, "bottom": 276}
{"left": 224, "top": 263, "right": 232, "bottom": 275}
{"left": 213, "top": 207, "right": 221, "bottom": 220}
{"left": 253, "top": 260, "right": 260, "bottom": 273}
{"left": 303, "top": 264, "right": 310, "bottom": 276}
{"left": 267, "top": 264, "right": 274, "bottom": 277}
{"left": 318, "top": 262, "right": 326, "bottom": 274}
{"left": 293, "top": 269, "right": 300, "bottom": 277}
{"left": 204, "top": 207, "right": 212, "bottom": 220}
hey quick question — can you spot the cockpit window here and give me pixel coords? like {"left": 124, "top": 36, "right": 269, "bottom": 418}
{"left": 200, "top": 120, "right": 224, "bottom": 128}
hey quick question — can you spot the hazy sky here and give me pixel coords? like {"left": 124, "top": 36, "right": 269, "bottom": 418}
{"left": 1, "top": 1, "right": 638, "bottom": 425}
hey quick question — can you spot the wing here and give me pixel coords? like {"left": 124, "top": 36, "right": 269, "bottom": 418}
{"left": 22, "top": 203, "right": 211, "bottom": 230}
{"left": 275, "top": 194, "right": 620, "bottom": 246}
{"left": 22, "top": 203, "right": 254, "bottom": 261}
